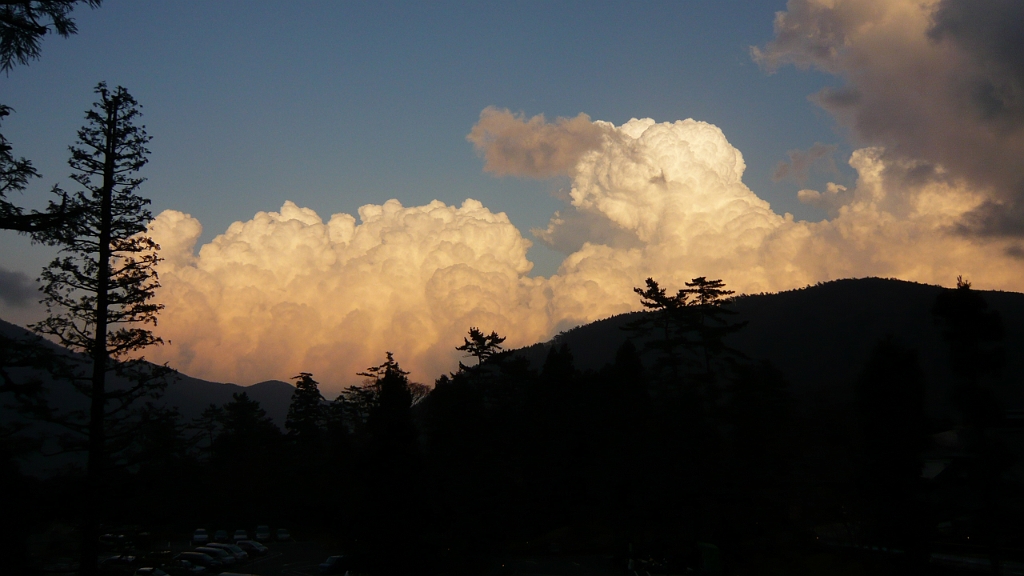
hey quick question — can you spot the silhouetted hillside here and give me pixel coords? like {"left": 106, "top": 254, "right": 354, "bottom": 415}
{"left": 0, "top": 318, "right": 294, "bottom": 426}
{"left": 7, "top": 278, "right": 1022, "bottom": 428}
{"left": 515, "top": 277, "right": 1024, "bottom": 415}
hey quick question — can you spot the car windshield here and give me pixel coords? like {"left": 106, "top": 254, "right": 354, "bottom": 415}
{"left": 198, "top": 548, "right": 227, "bottom": 557}
{"left": 194, "top": 530, "right": 206, "bottom": 534}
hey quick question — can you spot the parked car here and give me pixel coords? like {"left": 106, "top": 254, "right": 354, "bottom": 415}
{"left": 133, "top": 568, "right": 169, "bottom": 576}
{"left": 144, "top": 550, "right": 174, "bottom": 563}
{"left": 100, "top": 554, "right": 138, "bottom": 569}
{"left": 192, "top": 529, "right": 209, "bottom": 545}
{"left": 213, "top": 529, "right": 230, "bottom": 543}
{"left": 195, "top": 546, "right": 236, "bottom": 566}
{"left": 232, "top": 529, "right": 248, "bottom": 542}
{"left": 161, "top": 558, "right": 207, "bottom": 576}
{"left": 254, "top": 525, "right": 271, "bottom": 542}
{"left": 205, "top": 542, "right": 247, "bottom": 561}
{"left": 276, "top": 528, "right": 291, "bottom": 542}
{"left": 318, "top": 555, "right": 348, "bottom": 575}
{"left": 172, "top": 552, "right": 221, "bottom": 571}
{"left": 99, "top": 533, "right": 129, "bottom": 550}
{"left": 235, "top": 540, "right": 268, "bottom": 556}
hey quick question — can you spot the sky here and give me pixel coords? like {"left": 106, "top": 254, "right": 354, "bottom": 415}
{"left": 2, "top": 0, "right": 1022, "bottom": 392}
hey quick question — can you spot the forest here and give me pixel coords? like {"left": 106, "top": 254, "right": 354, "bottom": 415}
{"left": 1, "top": 3, "right": 1022, "bottom": 576}
{"left": 3, "top": 274, "right": 1022, "bottom": 575}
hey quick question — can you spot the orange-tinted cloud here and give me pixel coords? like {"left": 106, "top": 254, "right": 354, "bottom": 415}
{"left": 466, "top": 107, "right": 608, "bottom": 178}
{"left": 146, "top": 113, "right": 1024, "bottom": 393}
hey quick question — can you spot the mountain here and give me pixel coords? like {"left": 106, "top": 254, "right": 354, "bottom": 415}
{"left": 0, "top": 318, "right": 295, "bottom": 426}
{"left": 4, "top": 277, "right": 1022, "bottom": 432}
{"left": 513, "top": 277, "right": 1024, "bottom": 416}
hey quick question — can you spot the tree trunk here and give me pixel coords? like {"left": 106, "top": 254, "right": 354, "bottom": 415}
{"left": 80, "top": 105, "right": 116, "bottom": 576}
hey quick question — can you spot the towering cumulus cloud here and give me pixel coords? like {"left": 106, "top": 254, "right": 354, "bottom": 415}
{"left": 147, "top": 200, "right": 551, "bottom": 390}
{"left": 148, "top": 110, "right": 1024, "bottom": 392}
{"left": 752, "top": 0, "right": 1024, "bottom": 238}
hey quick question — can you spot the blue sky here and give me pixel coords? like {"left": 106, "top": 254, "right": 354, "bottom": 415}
{"left": 1, "top": 0, "right": 849, "bottom": 286}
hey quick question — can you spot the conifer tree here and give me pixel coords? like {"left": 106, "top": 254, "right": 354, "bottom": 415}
{"left": 626, "top": 277, "right": 691, "bottom": 380}
{"left": 682, "top": 276, "right": 747, "bottom": 379}
{"left": 23, "top": 83, "right": 167, "bottom": 576}
{"left": 1, "top": 1, "right": 103, "bottom": 231}
{"left": 287, "top": 372, "right": 325, "bottom": 444}
{"left": 456, "top": 327, "right": 506, "bottom": 368}
{"left": 1, "top": 0, "right": 103, "bottom": 71}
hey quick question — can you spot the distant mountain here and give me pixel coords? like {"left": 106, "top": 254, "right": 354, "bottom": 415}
{"left": 4, "top": 277, "right": 1022, "bottom": 434}
{"left": 513, "top": 278, "right": 1024, "bottom": 416}
{"left": 0, "top": 318, "right": 295, "bottom": 427}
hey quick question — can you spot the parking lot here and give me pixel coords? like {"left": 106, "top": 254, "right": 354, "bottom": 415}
{"left": 159, "top": 538, "right": 341, "bottom": 576}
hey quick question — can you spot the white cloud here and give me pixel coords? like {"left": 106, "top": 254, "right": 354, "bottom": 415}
{"left": 146, "top": 114, "right": 1024, "bottom": 392}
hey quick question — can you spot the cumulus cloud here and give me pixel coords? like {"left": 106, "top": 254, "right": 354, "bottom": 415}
{"left": 466, "top": 107, "right": 608, "bottom": 178}
{"left": 772, "top": 142, "right": 838, "bottom": 183}
{"left": 797, "top": 182, "right": 853, "bottom": 217}
{"left": 146, "top": 199, "right": 552, "bottom": 392}
{"left": 753, "top": 0, "right": 1024, "bottom": 236}
{"left": 146, "top": 113, "right": 1024, "bottom": 392}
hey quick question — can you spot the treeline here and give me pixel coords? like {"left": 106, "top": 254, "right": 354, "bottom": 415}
{"left": 7, "top": 276, "right": 1021, "bottom": 575}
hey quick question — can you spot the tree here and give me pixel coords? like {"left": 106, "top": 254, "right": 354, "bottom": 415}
{"left": 0, "top": 105, "right": 80, "bottom": 232}
{"left": 211, "top": 392, "right": 281, "bottom": 459}
{"left": 626, "top": 277, "right": 690, "bottom": 380}
{"left": 626, "top": 277, "right": 746, "bottom": 386}
{"left": 456, "top": 326, "right": 506, "bottom": 367}
{"left": 681, "top": 276, "right": 746, "bottom": 379}
{"left": 286, "top": 372, "right": 325, "bottom": 444}
{"left": 358, "top": 352, "right": 417, "bottom": 454}
{"left": 854, "top": 337, "right": 927, "bottom": 549}
{"left": 1, "top": 2, "right": 103, "bottom": 231}
{"left": 1, "top": 0, "right": 102, "bottom": 72}
{"left": 21, "top": 82, "right": 166, "bottom": 576}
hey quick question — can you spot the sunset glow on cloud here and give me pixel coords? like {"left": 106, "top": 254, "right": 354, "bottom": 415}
{"left": 147, "top": 108, "right": 1024, "bottom": 392}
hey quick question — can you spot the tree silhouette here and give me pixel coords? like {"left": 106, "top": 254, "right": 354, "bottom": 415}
{"left": 287, "top": 372, "right": 325, "bottom": 445}
{"left": 626, "top": 277, "right": 690, "bottom": 380}
{"left": 627, "top": 276, "right": 745, "bottom": 385}
{"left": 0, "top": 0, "right": 103, "bottom": 71}
{"left": 932, "top": 276, "right": 1012, "bottom": 547}
{"left": 932, "top": 275, "right": 1005, "bottom": 427}
{"left": 456, "top": 327, "right": 506, "bottom": 368}
{"left": 1, "top": 1, "right": 102, "bottom": 231}
{"left": 19, "top": 83, "right": 167, "bottom": 576}
{"left": 682, "top": 276, "right": 747, "bottom": 379}
{"left": 854, "top": 337, "right": 927, "bottom": 549}
{"left": 212, "top": 392, "right": 281, "bottom": 459}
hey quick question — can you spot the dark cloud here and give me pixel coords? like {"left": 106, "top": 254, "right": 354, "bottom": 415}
{"left": 755, "top": 0, "right": 1024, "bottom": 237}
{"left": 0, "top": 267, "right": 37, "bottom": 307}
{"left": 772, "top": 142, "right": 838, "bottom": 183}
{"left": 955, "top": 199, "right": 1024, "bottom": 238}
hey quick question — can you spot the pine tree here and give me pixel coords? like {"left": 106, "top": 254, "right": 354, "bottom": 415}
{"left": 456, "top": 327, "right": 506, "bottom": 368}
{"left": 287, "top": 372, "right": 325, "bottom": 444}
{"left": 0, "top": 1, "right": 103, "bottom": 71}
{"left": 23, "top": 83, "right": 167, "bottom": 576}
{"left": 682, "top": 276, "right": 747, "bottom": 379}
{"left": 1, "top": 1, "right": 103, "bottom": 231}
{"left": 625, "top": 277, "right": 691, "bottom": 381}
